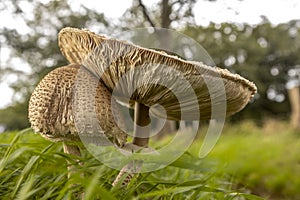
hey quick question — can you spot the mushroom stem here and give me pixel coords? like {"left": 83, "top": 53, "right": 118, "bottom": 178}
{"left": 63, "top": 143, "right": 82, "bottom": 179}
{"left": 133, "top": 102, "right": 150, "bottom": 147}
{"left": 112, "top": 102, "right": 151, "bottom": 187}
{"left": 63, "top": 143, "right": 84, "bottom": 198}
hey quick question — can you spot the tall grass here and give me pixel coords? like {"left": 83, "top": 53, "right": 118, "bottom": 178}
{"left": 1, "top": 121, "right": 291, "bottom": 199}
{"left": 200, "top": 120, "right": 300, "bottom": 199}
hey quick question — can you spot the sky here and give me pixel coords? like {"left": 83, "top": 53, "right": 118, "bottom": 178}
{"left": 1, "top": 0, "right": 300, "bottom": 108}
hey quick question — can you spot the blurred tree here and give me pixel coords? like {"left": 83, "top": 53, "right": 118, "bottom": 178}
{"left": 121, "top": 0, "right": 196, "bottom": 29}
{"left": 287, "top": 86, "right": 300, "bottom": 129}
{"left": 0, "top": 0, "right": 109, "bottom": 131}
{"left": 184, "top": 20, "right": 300, "bottom": 122}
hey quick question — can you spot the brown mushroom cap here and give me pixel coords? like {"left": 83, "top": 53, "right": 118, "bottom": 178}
{"left": 28, "top": 64, "right": 127, "bottom": 146}
{"left": 58, "top": 27, "right": 257, "bottom": 120}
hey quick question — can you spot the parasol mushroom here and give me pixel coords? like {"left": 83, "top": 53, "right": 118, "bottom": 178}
{"left": 58, "top": 27, "right": 257, "bottom": 185}
{"left": 28, "top": 64, "right": 127, "bottom": 179}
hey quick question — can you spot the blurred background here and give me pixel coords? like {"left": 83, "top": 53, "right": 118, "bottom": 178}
{"left": 0, "top": 0, "right": 300, "bottom": 131}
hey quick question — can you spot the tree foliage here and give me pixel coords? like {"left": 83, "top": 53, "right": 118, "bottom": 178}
{"left": 184, "top": 20, "right": 300, "bottom": 121}
{"left": 121, "top": 0, "right": 196, "bottom": 29}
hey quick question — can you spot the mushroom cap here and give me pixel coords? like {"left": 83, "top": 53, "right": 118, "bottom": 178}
{"left": 28, "top": 64, "right": 127, "bottom": 146}
{"left": 58, "top": 27, "right": 257, "bottom": 120}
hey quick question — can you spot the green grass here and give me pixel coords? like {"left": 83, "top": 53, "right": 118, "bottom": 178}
{"left": 1, "top": 121, "right": 298, "bottom": 199}
{"left": 199, "top": 120, "right": 300, "bottom": 200}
